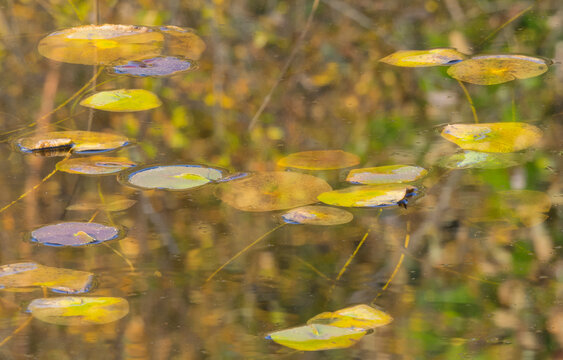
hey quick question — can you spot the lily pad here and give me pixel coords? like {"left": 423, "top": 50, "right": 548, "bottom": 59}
{"left": 66, "top": 195, "right": 137, "bottom": 212}
{"left": 308, "top": 304, "right": 393, "bottom": 331}
{"left": 380, "top": 48, "right": 466, "bottom": 67}
{"left": 266, "top": 324, "right": 366, "bottom": 351}
{"left": 80, "top": 89, "right": 162, "bottom": 112}
{"left": 438, "top": 150, "right": 520, "bottom": 169}
{"left": 346, "top": 165, "right": 427, "bottom": 184}
{"left": 119, "top": 164, "right": 226, "bottom": 191}
{"left": 159, "top": 25, "right": 206, "bottom": 60}
{"left": 15, "top": 131, "right": 130, "bottom": 155}
{"left": 30, "top": 222, "right": 123, "bottom": 247}
{"left": 278, "top": 150, "right": 360, "bottom": 170}
{"left": 447, "top": 54, "right": 550, "bottom": 85}
{"left": 440, "top": 123, "right": 542, "bottom": 153}
{"left": 216, "top": 171, "right": 332, "bottom": 212}
{"left": 0, "top": 262, "right": 93, "bottom": 294}
{"left": 56, "top": 156, "right": 137, "bottom": 175}
{"left": 27, "top": 296, "right": 129, "bottom": 325}
{"left": 282, "top": 206, "right": 353, "bottom": 225}
{"left": 108, "top": 56, "right": 194, "bottom": 77}
{"left": 38, "top": 24, "right": 163, "bottom": 65}
{"left": 318, "top": 184, "right": 416, "bottom": 208}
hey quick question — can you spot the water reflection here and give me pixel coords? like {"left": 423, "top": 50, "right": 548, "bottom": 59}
{"left": 0, "top": 0, "right": 561, "bottom": 359}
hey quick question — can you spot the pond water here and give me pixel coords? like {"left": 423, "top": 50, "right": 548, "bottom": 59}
{"left": 0, "top": 1, "right": 562, "bottom": 359}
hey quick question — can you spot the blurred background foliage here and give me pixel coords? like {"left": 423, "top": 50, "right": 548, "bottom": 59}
{"left": 0, "top": 0, "right": 561, "bottom": 359}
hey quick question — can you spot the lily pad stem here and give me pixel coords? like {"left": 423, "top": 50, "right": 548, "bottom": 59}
{"left": 457, "top": 80, "right": 479, "bottom": 123}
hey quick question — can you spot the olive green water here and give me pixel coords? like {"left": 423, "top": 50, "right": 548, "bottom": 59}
{"left": 0, "top": 1, "right": 562, "bottom": 359}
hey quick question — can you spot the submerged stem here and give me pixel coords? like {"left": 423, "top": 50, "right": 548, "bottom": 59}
{"left": 0, "top": 316, "right": 33, "bottom": 348}
{"left": 476, "top": 4, "right": 533, "bottom": 52}
{"left": 457, "top": 80, "right": 479, "bottom": 123}
{"left": 205, "top": 223, "right": 286, "bottom": 283}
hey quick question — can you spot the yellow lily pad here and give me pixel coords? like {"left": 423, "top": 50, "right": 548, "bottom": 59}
{"left": 80, "top": 89, "right": 162, "bottom": 112}
{"left": 318, "top": 184, "right": 416, "bottom": 208}
{"left": 27, "top": 296, "right": 129, "bottom": 325}
{"left": 380, "top": 48, "right": 466, "bottom": 67}
{"left": 119, "top": 164, "right": 226, "bottom": 191}
{"left": 38, "top": 24, "right": 163, "bottom": 65}
{"left": 159, "top": 25, "right": 206, "bottom": 60}
{"left": 15, "top": 131, "right": 130, "bottom": 155}
{"left": 0, "top": 262, "right": 93, "bottom": 294}
{"left": 346, "top": 165, "right": 427, "bottom": 184}
{"left": 56, "top": 156, "right": 137, "bottom": 175}
{"left": 308, "top": 304, "right": 393, "bottom": 331}
{"left": 282, "top": 206, "right": 353, "bottom": 225}
{"left": 438, "top": 150, "right": 520, "bottom": 169}
{"left": 216, "top": 171, "right": 332, "bottom": 212}
{"left": 447, "top": 54, "right": 550, "bottom": 85}
{"left": 277, "top": 150, "right": 360, "bottom": 170}
{"left": 440, "top": 122, "right": 542, "bottom": 153}
{"left": 266, "top": 324, "right": 366, "bottom": 351}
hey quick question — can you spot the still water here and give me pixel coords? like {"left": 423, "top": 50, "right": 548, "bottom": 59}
{"left": 0, "top": 0, "right": 561, "bottom": 359}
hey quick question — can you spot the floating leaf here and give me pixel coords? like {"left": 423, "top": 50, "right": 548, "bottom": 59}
{"left": 119, "top": 164, "right": 226, "bottom": 191}
{"left": 80, "top": 89, "right": 162, "bottom": 112}
{"left": 66, "top": 195, "right": 136, "bottom": 212}
{"left": 308, "top": 305, "right": 393, "bottom": 331}
{"left": 30, "top": 222, "right": 123, "bottom": 247}
{"left": 27, "top": 297, "right": 129, "bottom": 325}
{"left": 0, "top": 262, "right": 93, "bottom": 294}
{"left": 56, "top": 156, "right": 137, "bottom": 175}
{"left": 216, "top": 171, "right": 332, "bottom": 212}
{"left": 440, "top": 123, "right": 542, "bottom": 153}
{"left": 159, "top": 26, "right": 206, "bottom": 60}
{"left": 346, "top": 165, "right": 427, "bottom": 184}
{"left": 318, "top": 184, "right": 416, "bottom": 208}
{"left": 108, "top": 56, "right": 194, "bottom": 77}
{"left": 15, "top": 131, "right": 130, "bottom": 155}
{"left": 380, "top": 48, "right": 466, "bottom": 67}
{"left": 438, "top": 150, "right": 520, "bottom": 169}
{"left": 266, "top": 324, "right": 366, "bottom": 351}
{"left": 447, "top": 55, "right": 550, "bottom": 85}
{"left": 282, "top": 206, "right": 353, "bottom": 225}
{"left": 38, "top": 24, "right": 163, "bottom": 65}
{"left": 277, "top": 150, "right": 360, "bottom": 170}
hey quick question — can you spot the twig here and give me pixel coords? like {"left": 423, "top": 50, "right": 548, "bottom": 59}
{"left": 247, "top": 0, "right": 320, "bottom": 131}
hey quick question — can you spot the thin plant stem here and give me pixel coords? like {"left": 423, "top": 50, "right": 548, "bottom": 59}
{"left": 371, "top": 220, "right": 411, "bottom": 303}
{"left": 88, "top": 210, "right": 100, "bottom": 223}
{"left": 294, "top": 256, "right": 333, "bottom": 282}
{"left": 0, "top": 316, "right": 33, "bottom": 348}
{"left": 457, "top": 80, "right": 479, "bottom": 123}
{"left": 0, "top": 152, "right": 71, "bottom": 215}
{"left": 102, "top": 242, "right": 136, "bottom": 272}
{"left": 248, "top": 0, "right": 320, "bottom": 131}
{"left": 205, "top": 223, "right": 286, "bottom": 283}
{"left": 328, "top": 230, "right": 370, "bottom": 296}
{"left": 476, "top": 4, "right": 533, "bottom": 52}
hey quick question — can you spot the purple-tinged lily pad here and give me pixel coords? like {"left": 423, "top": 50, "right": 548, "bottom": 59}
{"left": 30, "top": 222, "right": 124, "bottom": 247}
{"left": 108, "top": 56, "right": 194, "bottom": 77}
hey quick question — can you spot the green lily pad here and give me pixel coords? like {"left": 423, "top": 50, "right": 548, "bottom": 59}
{"left": 56, "top": 156, "right": 137, "bottom": 175}
{"left": 438, "top": 151, "right": 520, "bottom": 169}
{"left": 380, "top": 48, "right": 466, "bottom": 67}
{"left": 266, "top": 324, "right": 366, "bottom": 351}
{"left": 15, "top": 131, "right": 130, "bottom": 155}
{"left": 447, "top": 54, "right": 550, "bottom": 85}
{"left": 38, "top": 24, "right": 163, "bottom": 65}
{"left": 216, "top": 171, "right": 332, "bottom": 212}
{"left": 80, "top": 89, "right": 162, "bottom": 112}
{"left": 0, "top": 262, "right": 93, "bottom": 294}
{"left": 308, "top": 304, "right": 393, "bottom": 331}
{"left": 440, "top": 123, "right": 542, "bottom": 153}
{"left": 346, "top": 165, "right": 427, "bottom": 184}
{"left": 27, "top": 297, "right": 129, "bottom": 325}
{"left": 30, "top": 222, "right": 124, "bottom": 247}
{"left": 282, "top": 206, "right": 353, "bottom": 225}
{"left": 159, "top": 25, "right": 206, "bottom": 60}
{"left": 318, "top": 184, "right": 416, "bottom": 208}
{"left": 277, "top": 150, "right": 360, "bottom": 170}
{"left": 119, "top": 164, "right": 226, "bottom": 191}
